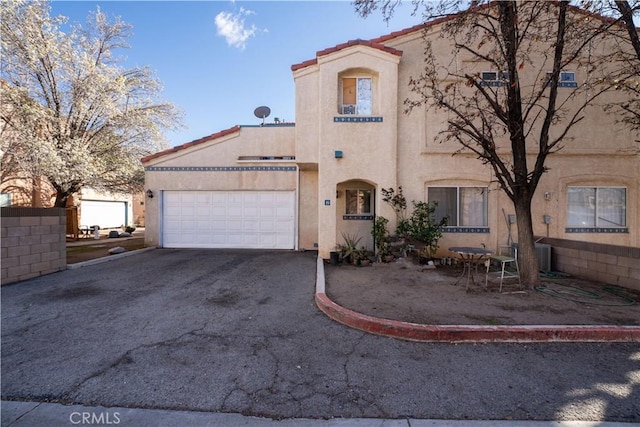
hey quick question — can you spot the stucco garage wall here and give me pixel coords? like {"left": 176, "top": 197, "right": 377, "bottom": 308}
{"left": 145, "top": 169, "right": 297, "bottom": 248}
{"left": 143, "top": 125, "right": 298, "bottom": 248}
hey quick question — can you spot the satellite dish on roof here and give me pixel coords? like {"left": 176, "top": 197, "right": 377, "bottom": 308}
{"left": 254, "top": 106, "right": 271, "bottom": 124}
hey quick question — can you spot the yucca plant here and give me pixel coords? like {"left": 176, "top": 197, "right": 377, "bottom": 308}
{"left": 340, "top": 232, "right": 362, "bottom": 264}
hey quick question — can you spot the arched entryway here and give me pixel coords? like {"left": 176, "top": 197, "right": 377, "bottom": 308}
{"left": 335, "top": 179, "right": 376, "bottom": 251}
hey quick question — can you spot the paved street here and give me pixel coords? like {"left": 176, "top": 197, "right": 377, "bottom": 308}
{"left": 2, "top": 249, "right": 639, "bottom": 424}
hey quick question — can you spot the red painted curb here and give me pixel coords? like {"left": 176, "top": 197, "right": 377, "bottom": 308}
{"left": 315, "top": 292, "right": 640, "bottom": 343}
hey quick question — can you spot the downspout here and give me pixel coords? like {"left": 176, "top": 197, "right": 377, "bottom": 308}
{"left": 158, "top": 190, "right": 163, "bottom": 248}
{"left": 373, "top": 187, "right": 377, "bottom": 255}
{"left": 295, "top": 165, "right": 300, "bottom": 251}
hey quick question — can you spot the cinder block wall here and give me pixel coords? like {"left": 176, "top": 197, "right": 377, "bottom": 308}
{"left": 1, "top": 207, "right": 67, "bottom": 285}
{"left": 540, "top": 237, "right": 640, "bottom": 291}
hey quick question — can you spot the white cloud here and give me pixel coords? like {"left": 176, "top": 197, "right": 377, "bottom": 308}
{"left": 215, "top": 8, "right": 259, "bottom": 50}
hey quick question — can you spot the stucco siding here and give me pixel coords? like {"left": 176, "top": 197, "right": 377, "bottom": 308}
{"left": 294, "top": 67, "right": 321, "bottom": 164}
{"left": 382, "top": 21, "right": 639, "bottom": 257}
{"left": 143, "top": 11, "right": 639, "bottom": 258}
{"left": 312, "top": 45, "right": 401, "bottom": 257}
{"left": 143, "top": 125, "right": 298, "bottom": 248}
{"left": 298, "top": 170, "right": 319, "bottom": 250}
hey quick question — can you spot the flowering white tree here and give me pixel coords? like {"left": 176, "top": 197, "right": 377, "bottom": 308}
{"left": 1, "top": 0, "right": 181, "bottom": 207}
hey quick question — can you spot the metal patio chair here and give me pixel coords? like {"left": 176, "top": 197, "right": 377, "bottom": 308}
{"left": 485, "top": 245, "right": 521, "bottom": 292}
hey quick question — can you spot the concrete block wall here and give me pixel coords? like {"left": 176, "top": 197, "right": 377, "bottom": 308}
{"left": 540, "top": 237, "right": 640, "bottom": 291}
{"left": 1, "top": 207, "right": 67, "bottom": 285}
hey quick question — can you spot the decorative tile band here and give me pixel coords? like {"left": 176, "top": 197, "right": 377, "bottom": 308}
{"left": 480, "top": 81, "right": 503, "bottom": 87}
{"left": 565, "top": 227, "right": 628, "bottom": 233}
{"left": 442, "top": 227, "right": 490, "bottom": 233}
{"left": 546, "top": 82, "right": 578, "bottom": 88}
{"left": 343, "top": 215, "right": 374, "bottom": 221}
{"left": 145, "top": 166, "right": 297, "bottom": 172}
{"left": 333, "top": 116, "right": 383, "bottom": 123}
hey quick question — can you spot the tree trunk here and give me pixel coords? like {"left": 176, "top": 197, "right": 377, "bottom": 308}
{"left": 31, "top": 177, "right": 43, "bottom": 207}
{"left": 513, "top": 196, "right": 540, "bottom": 288}
{"left": 53, "top": 189, "right": 71, "bottom": 208}
{"left": 615, "top": 1, "right": 640, "bottom": 61}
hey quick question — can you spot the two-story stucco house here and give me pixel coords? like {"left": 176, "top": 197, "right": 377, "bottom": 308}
{"left": 142, "top": 12, "right": 639, "bottom": 264}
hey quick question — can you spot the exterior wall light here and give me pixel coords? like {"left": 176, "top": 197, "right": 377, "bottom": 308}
{"left": 146, "top": 189, "right": 154, "bottom": 198}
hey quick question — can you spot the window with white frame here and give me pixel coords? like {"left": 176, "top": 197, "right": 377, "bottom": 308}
{"left": 545, "top": 70, "right": 577, "bottom": 87}
{"left": 567, "top": 187, "right": 626, "bottom": 228}
{"left": 480, "top": 71, "right": 509, "bottom": 86}
{"left": 340, "top": 77, "right": 372, "bottom": 115}
{"left": 428, "top": 187, "right": 488, "bottom": 227}
{"left": 560, "top": 71, "right": 575, "bottom": 82}
{"left": 345, "top": 189, "right": 372, "bottom": 215}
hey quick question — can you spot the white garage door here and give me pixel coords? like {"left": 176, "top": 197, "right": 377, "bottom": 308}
{"left": 162, "top": 191, "right": 295, "bottom": 249}
{"left": 81, "top": 200, "right": 127, "bottom": 228}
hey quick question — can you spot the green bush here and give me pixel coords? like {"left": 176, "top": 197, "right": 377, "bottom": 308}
{"left": 407, "top": 201, "right": 442, "bottom": 259}
{"left": 381, "top": 187, "right": 444, "bottom": 260}
{"left": 371, "top": 216, "right": 391, "bottom": 257}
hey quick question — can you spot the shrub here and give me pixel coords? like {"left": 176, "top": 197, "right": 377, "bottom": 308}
{"left": 371, "top": 216, "right": 391, "bottom": 257}
{"left": 338, "top": 232, "right": 362, "bottom": 264}
{"left": 382, "top": 187, "right": 410, "bottom": 237}
{"left": 407, "top": 201, "right": 442, "bottom": 259}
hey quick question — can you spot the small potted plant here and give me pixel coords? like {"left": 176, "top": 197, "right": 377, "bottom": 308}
{"left": 354, "top": 247, "right": 371, "bottom": 266}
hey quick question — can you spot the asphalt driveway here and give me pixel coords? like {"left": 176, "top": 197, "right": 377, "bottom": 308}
{"left": 2, "top": 249, "right": 639, "bottom": 422}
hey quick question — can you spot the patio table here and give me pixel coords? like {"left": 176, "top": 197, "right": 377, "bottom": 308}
{"left": 448, "top": 246, "right": 493, "bottom": 290}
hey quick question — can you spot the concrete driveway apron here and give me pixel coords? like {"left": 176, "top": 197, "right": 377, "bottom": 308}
{"left": 2, "top": 249, "right": 638, "bottom": 422}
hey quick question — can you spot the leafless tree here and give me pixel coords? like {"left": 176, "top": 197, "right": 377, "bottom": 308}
{"left": 354, "top": 0, "right": 638, "bottom": 286}
{"left": 579, "top": 1, "right": 640, "bottom": 136}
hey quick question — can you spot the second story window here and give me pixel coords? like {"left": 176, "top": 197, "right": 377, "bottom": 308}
{"left": 560, "top": 71, "right": 575, "bottom": 83}
{"left": 546, "top": 70, "right": 577, "bottom": 87}
{"left": 480, "top": 71, "right": 509, "bottom": 87}
{"left": 340, "top": 77, "right": 371, "bottom": 115}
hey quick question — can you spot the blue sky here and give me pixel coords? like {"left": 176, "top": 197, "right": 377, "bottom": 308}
{"left": 50, "top": 1, "right": 424, "bottom": 147}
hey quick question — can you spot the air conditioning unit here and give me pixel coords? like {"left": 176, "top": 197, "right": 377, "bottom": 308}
{"left": 535, "top": 243, "right": 552, "bottom": 272}
{"left": 341, "top": 104, "right": 356, "bottom": 115}
{"left": 511, "top": 242, "right": 552, "bottom": 272}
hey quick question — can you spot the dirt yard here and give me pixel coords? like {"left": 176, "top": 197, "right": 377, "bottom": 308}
{"left": 66, "top": 236, "right": 146, "bottom": 264}
{"left": 325, "top": 259, "right": 640, "bottom": 326}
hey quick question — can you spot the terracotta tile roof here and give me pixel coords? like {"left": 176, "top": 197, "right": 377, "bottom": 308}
{"left": 289, "top": 10, "right": 467, "bottom": 73}
{"left": 141, "top": 125, "right": 241, "bottom": 163}
{"left": 370, "top": 22, "right": 432, "bottom": 44}
{"left": 291, "top": 39, "right": 403, "bottom": 72}
{"left": 291, "top": 1, "right": 618, "bottom": 73}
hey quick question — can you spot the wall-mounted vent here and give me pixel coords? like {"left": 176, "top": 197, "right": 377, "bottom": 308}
{"left": 341, "top": 104, "right": 356, "bottom": 115}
